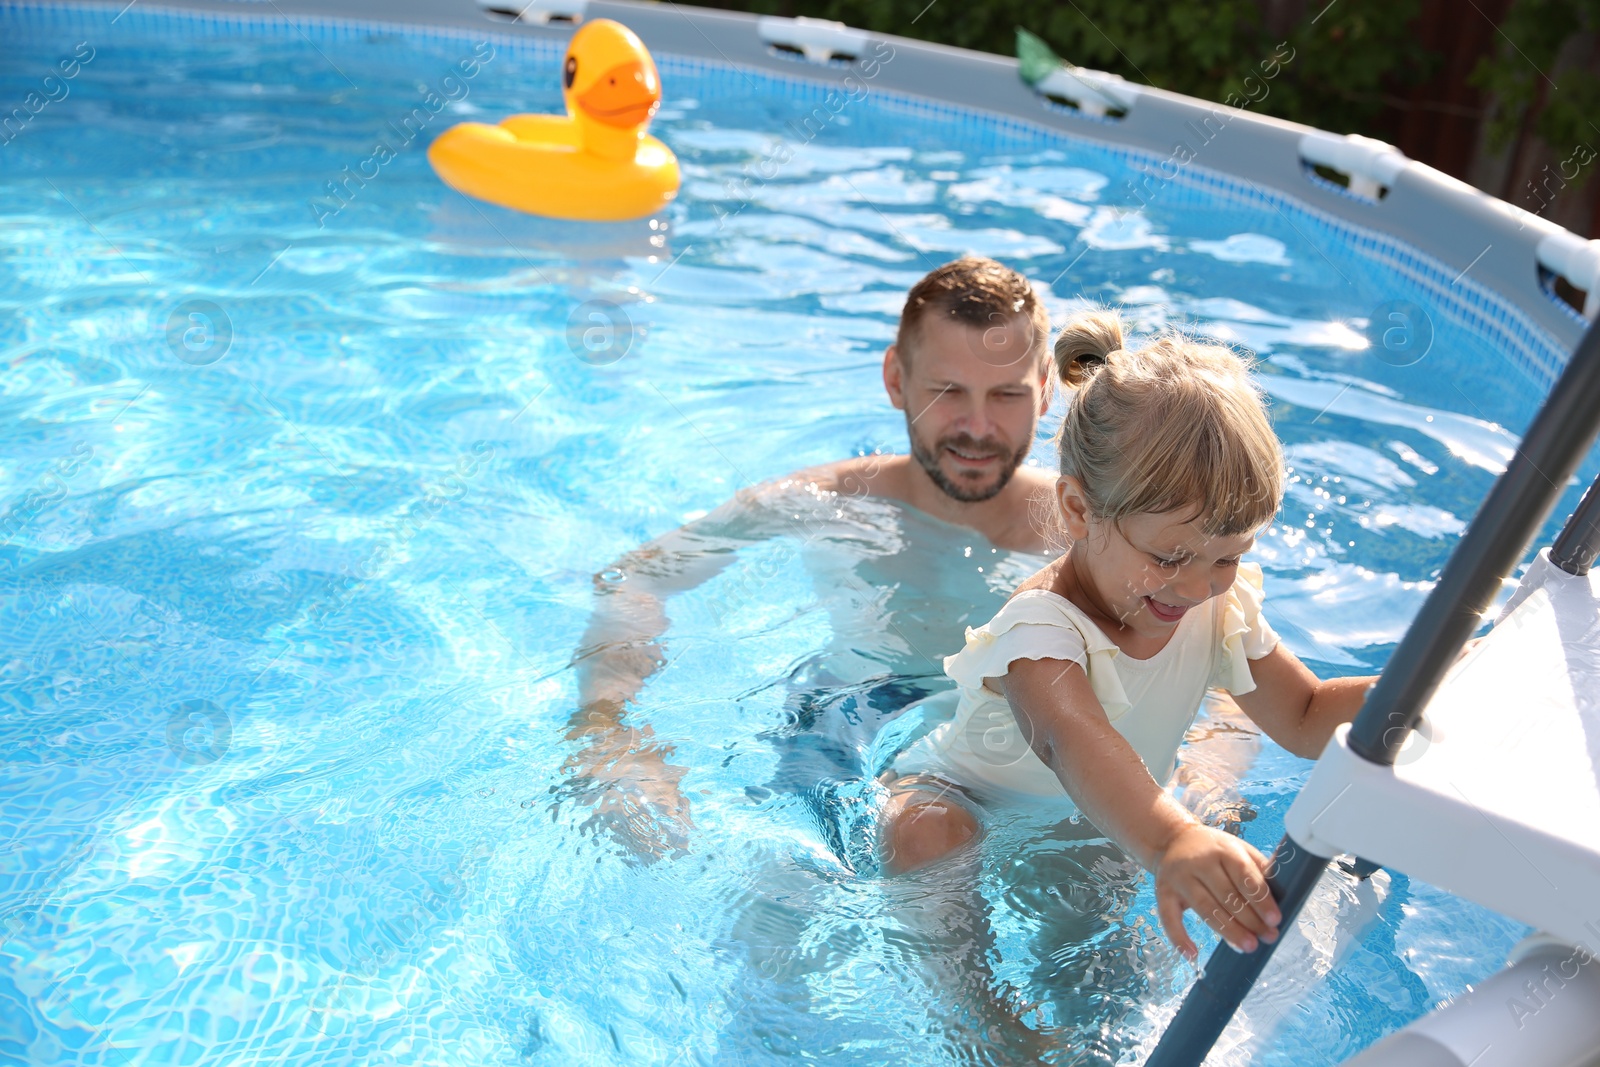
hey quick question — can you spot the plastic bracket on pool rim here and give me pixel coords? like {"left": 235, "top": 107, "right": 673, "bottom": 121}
{"left": 478, "top": 0, "right": 589, "bottom": 25}
{"left": 756, "top": 16, "right": 872, "bottom": 64}
{"left": 1536, "top": 231, "right": 1600, "bottom": 320}
{"left": 1298, "top": 131, "right": 1408, "bottom": 201}
{"left": 1031, "top": 65, "right": 1139, "bottom": 118}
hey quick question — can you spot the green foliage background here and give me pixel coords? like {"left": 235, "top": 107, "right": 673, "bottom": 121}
{"left": 695, "top": 0, "right": 1434, "bottom": 137}
{"left": 1469, "top": 0, "right": 1600, "bottom": 155}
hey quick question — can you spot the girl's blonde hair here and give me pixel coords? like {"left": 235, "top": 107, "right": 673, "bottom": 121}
{"left": 1052, "top": 309, "right": 1283, "bottom": 537}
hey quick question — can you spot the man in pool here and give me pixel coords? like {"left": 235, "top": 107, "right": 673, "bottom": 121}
{"left": 559, "top": 255, "right": 1065, "bottom": 861}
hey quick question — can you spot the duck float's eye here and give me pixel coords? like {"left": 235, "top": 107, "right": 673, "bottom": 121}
{"left": 563, "top": 55, "right": 577, "bottom": 90}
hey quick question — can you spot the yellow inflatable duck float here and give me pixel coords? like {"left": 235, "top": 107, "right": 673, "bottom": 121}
{"left": 428, "top": 19, "right": 679, "bottom": 221}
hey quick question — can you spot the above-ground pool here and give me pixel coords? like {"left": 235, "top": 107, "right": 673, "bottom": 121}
{"left": 3, "top": 5, "right": 1594, "bottom": 1066}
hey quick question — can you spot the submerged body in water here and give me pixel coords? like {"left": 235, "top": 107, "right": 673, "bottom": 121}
{"left": 565, "top": 477, "right": 1054, "bottom": 854}
{"left": 764, "top": 487, "right": 1053, "bottom": 809}
{"left": 571, "top": 479, "right": 1267, "bottom": 1061}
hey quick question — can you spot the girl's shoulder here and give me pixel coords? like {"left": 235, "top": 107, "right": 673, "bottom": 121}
{"left": 1212, "top": 561, "right": 1280, "bottom": 692}
{"left": 983, "top": 582, "right": 1112, "bottom": 651}
{"left": 992, "top": 556, "right": 1117, "bottom": 646}
{"left": 1200, "top": 562, "right": 1271, "bottom": 653}
{"left": 945, "top": 573, "right": 1121, "bottom": 707}
{"left": 1226, "top": 561, "right": 1269, "bottom": 617}
{"left": 1006, "top": 555, "right": 1070, "bottom": 602}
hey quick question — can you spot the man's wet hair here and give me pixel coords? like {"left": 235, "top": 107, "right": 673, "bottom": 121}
{"left": 895, "top": 255, "right": 1050, "bottom": 370}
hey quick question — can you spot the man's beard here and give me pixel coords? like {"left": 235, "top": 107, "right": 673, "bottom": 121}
{"left": 908, "top": 426, "right": 1026, "bottom": 503}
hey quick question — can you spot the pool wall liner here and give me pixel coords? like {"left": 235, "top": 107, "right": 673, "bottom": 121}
{"left": 4, "top": 0, "right": 1595, "bottom": 389}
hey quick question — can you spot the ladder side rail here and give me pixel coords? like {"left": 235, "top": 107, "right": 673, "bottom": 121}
{"left": 1550, "top": 471, "right": 1600, "bottom": 576}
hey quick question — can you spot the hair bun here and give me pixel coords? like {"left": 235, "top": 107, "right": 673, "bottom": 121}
{"left": 1053, "top": 309, "right": 1124, "bottom": 388}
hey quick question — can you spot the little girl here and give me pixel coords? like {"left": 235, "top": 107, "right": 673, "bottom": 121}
{"left": 876, "top": 310, "right": 1376, "bottom": 961}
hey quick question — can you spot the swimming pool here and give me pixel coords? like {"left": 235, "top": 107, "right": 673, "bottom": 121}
{"left": 3, "top": 4, "right": 1595, "bottom": 1065}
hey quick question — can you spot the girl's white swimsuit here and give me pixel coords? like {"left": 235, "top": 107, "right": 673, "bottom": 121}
{"left": 888, "top": 563, "right": 1280, "bottom": 801}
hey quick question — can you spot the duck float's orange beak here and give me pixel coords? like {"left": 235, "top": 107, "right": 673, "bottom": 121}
{"left": 576, "top": 59, "right": 661, "bottom": 129}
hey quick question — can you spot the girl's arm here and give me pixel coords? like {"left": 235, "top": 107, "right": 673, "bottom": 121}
{"left": 998, "top": 658, "right": 1282, "bottom": 961}
{"left": 1230, "top": 645, "right": 1376, "bottom": 760}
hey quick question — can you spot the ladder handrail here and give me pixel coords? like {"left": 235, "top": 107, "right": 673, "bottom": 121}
{"left": 1145, "top": 316, "right": 1600, "bottom": 1066}
{"left": 1551, "top": 472, "right": 1600, "bottom": 576}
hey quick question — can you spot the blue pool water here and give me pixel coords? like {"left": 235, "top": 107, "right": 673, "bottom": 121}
{"left": 2, "top": 5, "right": 1593, "bottom": 1065}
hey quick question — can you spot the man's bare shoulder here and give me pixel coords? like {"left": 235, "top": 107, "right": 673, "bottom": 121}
{"left": 767, "top": 454, "right": 911, "bottom": 501}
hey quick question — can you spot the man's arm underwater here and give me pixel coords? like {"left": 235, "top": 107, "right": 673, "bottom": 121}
{"left": 559, "top": 517, "right": 737, "bottom": 863}
{"left": 557, "top": 460, "right": 886, "bottom": 862}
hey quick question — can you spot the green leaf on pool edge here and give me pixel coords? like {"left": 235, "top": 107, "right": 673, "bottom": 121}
{"left": 1016, "top": 27, "right": 1062, "bottom": 88}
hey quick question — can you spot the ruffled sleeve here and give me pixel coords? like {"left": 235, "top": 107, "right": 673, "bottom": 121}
{"left": 942, "top": 592, "right": 1135, "bottom": 722}
{"left": 1210, "top": 562, "right": 1281, "bottom": 695}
